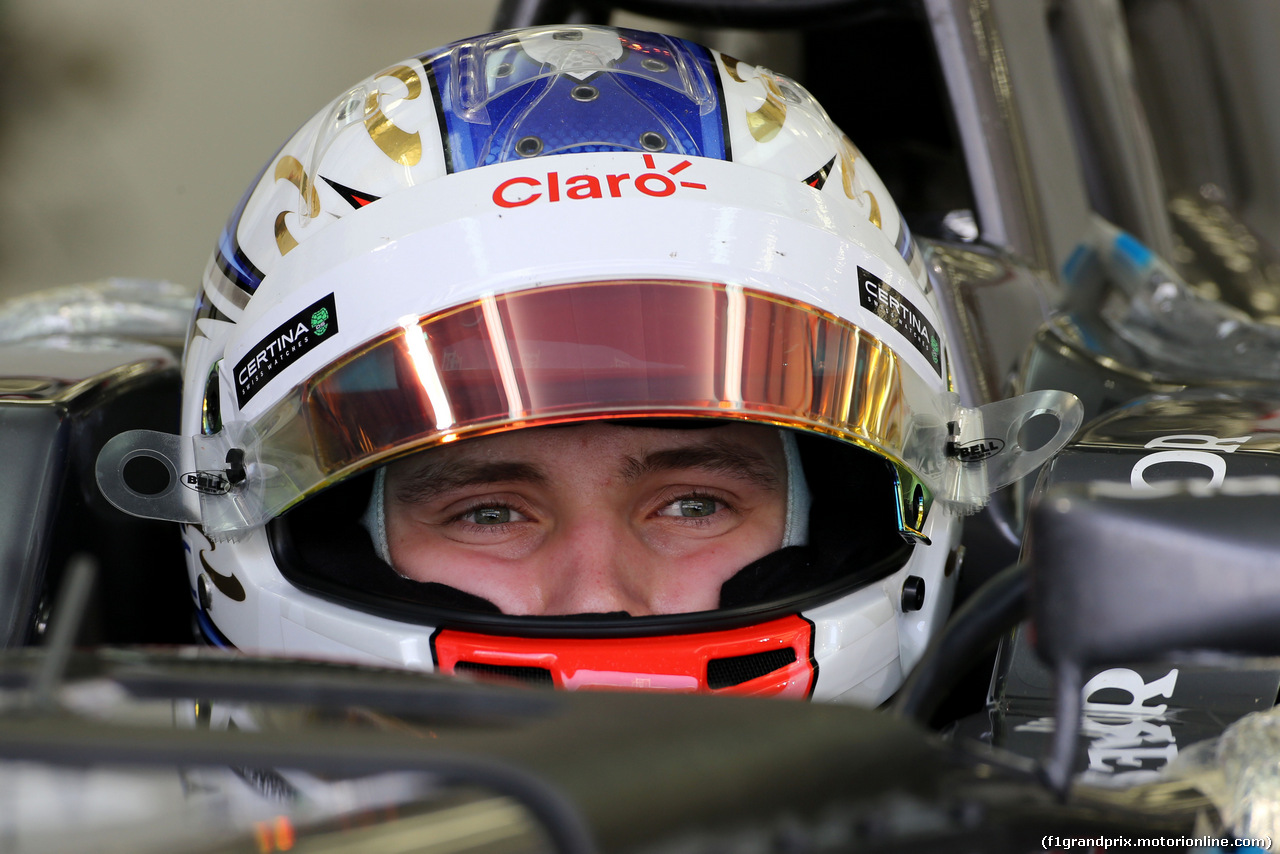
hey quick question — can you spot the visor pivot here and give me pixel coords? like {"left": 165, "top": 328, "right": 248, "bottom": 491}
{"left": 944, "top": 420, "right": 961, "bottom": 457}
{"left": 225, "top": 448, "right": 247, "bottom": 486}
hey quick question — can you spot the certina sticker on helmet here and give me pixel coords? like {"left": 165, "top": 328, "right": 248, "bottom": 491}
{"left": 234, "top": 293, "right": 339, "bottom": 407}
{"left": 858, "top": 267, "right": 942, "bottom": 378}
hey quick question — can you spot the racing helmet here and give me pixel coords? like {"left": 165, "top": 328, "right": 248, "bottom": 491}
{"left": 97, "top": 25, "right": 1079, "bottom": 704}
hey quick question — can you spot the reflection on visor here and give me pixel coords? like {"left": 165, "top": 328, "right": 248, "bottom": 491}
{"left": 96, "top": 280, "right": 1082, "bottom": 538}
{"left": 305, "top": 280, "right": 914, "bottom": 474}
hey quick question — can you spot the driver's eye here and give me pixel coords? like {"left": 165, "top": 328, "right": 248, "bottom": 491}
{"left": 470, "top": 507, "right": 513, "bottom": 525}
{"left": 663, "top": 498, "right": 718, "bottom": 518}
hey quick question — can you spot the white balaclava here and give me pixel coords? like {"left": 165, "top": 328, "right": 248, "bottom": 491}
{"left": 361, "top": 428, "right": 811, "bottom": 566}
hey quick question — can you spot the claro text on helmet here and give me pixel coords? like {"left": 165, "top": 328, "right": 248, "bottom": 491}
{"left": 492, "top": 155, "right": 707, "bottom": 208}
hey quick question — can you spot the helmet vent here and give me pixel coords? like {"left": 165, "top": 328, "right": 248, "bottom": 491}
{"left": 454, "top": 660, "right": 554, "bottom": 688}
{"left": 706, "top": 647, "right": 797, "bottom": 690}
{"left": 639, "top": 131, "right": 667, "bottom": 152}
{"left": 515, "top": 136, "right": 544, "bottom": 158}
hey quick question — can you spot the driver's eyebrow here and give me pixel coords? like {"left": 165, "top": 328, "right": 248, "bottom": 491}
{"left": 392, "top": 459, "right": 547, "bottom": 505}
{"left": 620, "top": 441, "right": 782, "bottom": 490}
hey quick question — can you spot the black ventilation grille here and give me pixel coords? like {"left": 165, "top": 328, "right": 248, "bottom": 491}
{"left": 454, "top": 661, "right": 554, "bottom": 688}
{"left": 707, "top": 647, "right": 798, "bottom": 690}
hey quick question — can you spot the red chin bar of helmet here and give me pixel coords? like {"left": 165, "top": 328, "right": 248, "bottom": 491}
{"left": 431, "top": 615, "right": 816, "bottom": 698}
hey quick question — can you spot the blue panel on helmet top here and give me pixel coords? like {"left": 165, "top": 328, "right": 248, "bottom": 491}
{"left": 430, "top": 29, "right": 728, "bottom": 172}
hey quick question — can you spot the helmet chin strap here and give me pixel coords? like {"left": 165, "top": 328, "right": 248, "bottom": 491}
{"left": 359, "top": 428, "right": 812, "bottom": 571}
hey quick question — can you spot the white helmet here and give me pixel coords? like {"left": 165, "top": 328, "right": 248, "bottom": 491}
{"left": 97, "top": 25, "right": 1078, "bottom": 704}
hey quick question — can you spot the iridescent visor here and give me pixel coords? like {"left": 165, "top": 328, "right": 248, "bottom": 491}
{"left": 97, "top": 280, "right": 1082, "bottom": 539}
{"left": 310, "top": 279, "right": 924, "bottom": 468}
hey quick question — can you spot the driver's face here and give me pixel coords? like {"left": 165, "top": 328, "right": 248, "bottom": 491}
{"left": 383, "top": 422, "right": 789, "bottom": 616}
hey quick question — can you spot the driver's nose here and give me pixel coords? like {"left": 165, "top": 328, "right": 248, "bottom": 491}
{"left": 536, "top": 516, "right": 653, "bottom": 616}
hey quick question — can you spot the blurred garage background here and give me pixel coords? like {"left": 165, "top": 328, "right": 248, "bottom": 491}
{"left": 0, "top": 1, "right": 505, "bottom": 298}
{"left": 3, "top": 1, "right": 1278, "bottom": 306}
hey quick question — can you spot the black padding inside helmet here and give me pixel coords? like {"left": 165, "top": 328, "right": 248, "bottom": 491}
{"left": 270, "top": 473, "right": 502, "bottom": 615}
{"left": 718, "top": 547, "right": 820, "bottom": 607}
{"left": 718, "top": 433, "right": 908, "bottom": 608}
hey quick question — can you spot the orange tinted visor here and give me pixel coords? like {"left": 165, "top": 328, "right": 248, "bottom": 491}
{"left": 252, "top": 280, "right": 945, "bottom": 521}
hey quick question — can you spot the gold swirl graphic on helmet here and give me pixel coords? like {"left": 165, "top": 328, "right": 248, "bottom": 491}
{"left": 747, "top": 76, "right": 787, "bottom": 143}
{"left": 839, "top": 135, "right": 881, "bottom": 229}
{"left": 186, "top": 524, "right": 247, "bottom": 603}
{"left": 199, "top": 544, "right": 246, "bottom": 602}
{"left": 718, "top": 54, "right": 787, "bottom": 142}
{"left": 274, "top": 212, "right": 298, "bottom": 255}
{"left": 364, "top": 65, "right": 423, "bottom": 167}
{"left": 720, "top": 53, "right": 747, "bottom": 83}
{"left": 272, "top": 155, "right": 320, "bottom": 255}
{"left": 274, "top": 155, "right": 320, "bottom": 217}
